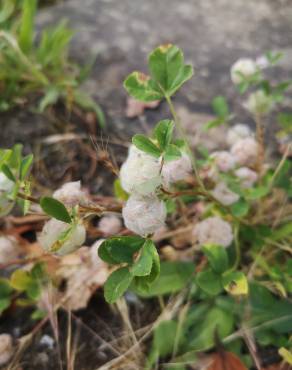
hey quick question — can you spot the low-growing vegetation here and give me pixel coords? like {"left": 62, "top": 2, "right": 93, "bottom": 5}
{"left": 0, "top": 0, "right": 104, "bottom": 125}
{"left": 0, "top": 44, "right": 291, "bottom": 369}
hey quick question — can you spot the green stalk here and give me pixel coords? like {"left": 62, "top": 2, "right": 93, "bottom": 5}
{"left": 165, "top": 94, "right": 205, "bottom": 190}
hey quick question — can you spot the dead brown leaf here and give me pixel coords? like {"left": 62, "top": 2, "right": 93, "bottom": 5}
{"left": 207, "top": 351, "right": 248, "bottom": 370}
{"left": 125, "top": 97, "right": 160, "bottom": 118}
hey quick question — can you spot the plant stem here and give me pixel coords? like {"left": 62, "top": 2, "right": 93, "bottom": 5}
{"left": 165, "top": 95, "right": 205, "bottom": 190}
{"left": 255, "top": 113, "right": 265, "bottom": 176}
{"left": 231, "top": 223, "right": 241, "bottom": 271}
{"left": 17, "top": 191, "right": 40, "bottom": 204}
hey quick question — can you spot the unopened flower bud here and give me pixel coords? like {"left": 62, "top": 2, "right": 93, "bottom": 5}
{"left": 53, "top": 181, "right": 87, "bottom": 207}
{"left": 162, "top": 152, "right": 192, "bottom": 186}
{"left": 210, "top": 151, "right": 236, "bottom": 172}
{"left": 122, "top": 194, "right": 166, "bottom": 236}
{"left": 98, "top": 215, "right": 122, "bottom": 236}
{"left": 231, "top": 58, "right": 257, "bottom": 84}
{"left": 231, "top": 137, "right": 258, "bottom": 166}
{"left": 120, "top": 145, "right": 162, "bottom": 195}
{"left": 38, "top": 219, "right": 86, "bottom": 256}
{"left": 244, "top": 90, "right": 274, "bottom": 116}
{"left": 227, "top": 124, "right": 252, "bottom": 147}
{"left": 193, "top": 216, "right": 233, "bottom": 247}
{"left": 235, "top": 167, "right": 258, "bottom": 188}
{"left": 212, "top": 182, "right": 240, "bottom": 206}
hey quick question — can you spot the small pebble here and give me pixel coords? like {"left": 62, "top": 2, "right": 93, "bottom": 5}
{"left": 39, "top": 335, "right": 54, "bottom": 349}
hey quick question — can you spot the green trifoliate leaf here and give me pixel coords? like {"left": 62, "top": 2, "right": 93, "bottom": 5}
{"left": 202, "top": 244, "right": 229, "bottom": 274}
{"left": 148, "top": 44, "right": 193, "bottom": 96}
{"left": 230, "top": 198, "right": 250, "bottom": 217}
{"left": 132, "top": 134, "right": 162, "bottom": 158}
{"left": 104, "top": 267, "right": 133, "bottom": 304}
{"left": 132, "top": 261, "right": 194, "bottom": 297}
{"left": 124, "top": 71, "right": 163, "bottom": 102}
{"left": 40, "top": 196, "right": 72, "bottom": 224}
{"left": 196, "top": 269, "right": 223, "bottom": 296}
{"left": 153, "top": 119, "right": 174, "bottom": 150}
{"left": 98, "top": 236, "right": 145, "bottom": 265}
{"left": 164, "top": 144, "right": 182, "bottom": 161}
{"left": 131, "top": 239, "right": 154, "bottom": 276}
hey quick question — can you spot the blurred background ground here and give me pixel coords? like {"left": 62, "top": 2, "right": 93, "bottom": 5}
{"left": 2, "top": 0, "right": 292, "bottom": 146}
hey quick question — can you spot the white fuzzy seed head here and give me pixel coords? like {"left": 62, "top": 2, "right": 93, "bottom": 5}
{"left": 212, "top": 182, "right": 240, "bottom": 206}
{"left": 235, "top": 167, "right": 258, "bottom": 188}
{"left": 122, "top": 194, "right": 167, "bottom": 236}
{"left": 244, "top": 90, "right": 274, "bottom": 116}
{"left": 120, "top": 145, "right": 162, "bottom": 195}
{"left": 38, "top": 219, "right": 86, "bottom": 256}
{"left": 162, "top": 152, "right": 192, "bottom": 187}
{"left": 231, "top": 58, "right": 257, "bottom": 85}
{"left": 227, "top": 124, "right": 252, "bottom": 147}
{"left": 53, "top": 181, "right": 87, "bottom": 207}
{"left": 0, "top": 334, "right": 13, "bottom": 366}
{"left": 98, "top": 215, "right": 122, "bottom": 236}
{"left": 193, "top": 216, "right": 233, "bottom": 248}
{"left": 210, "top": 151, "right": 236, "bottom": 173}
{"left": 231, "top": 137, "right": 258, "bottom": 166}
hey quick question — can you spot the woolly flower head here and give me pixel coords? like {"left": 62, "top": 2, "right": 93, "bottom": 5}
{"left": 227, "top": 124, "right": 252, "bottom": 147}
{"left": 38, "top": 219, "right": 86, "bottom": 256}
{"left": 244, "top": 90, "right": 274, "bottom": 116}
{"left": 98, "top": 215, "right": 122, "bottom": 236}
{"left": 120, "top": 145, "right": 162, "bottom": 195}
{"left": 230, "top": 58, "right": 257, "bottom": 85}
{"left": 0, "top": 173, "right": 14, "bottom": 216}
{"left": 53, "top": 181, "right": 87, "bottom": 207}
{"left": 122, "top": 194, "right": 166, "bottom": 236}
{"left": 231, "top": 137, "right": 258, "bottom": 166}
{"left": 193, "top": 216, "right": 233, "bottom": 248}
{"left": 235, "top": 167, "right": 258, "bottom": 188}
{"left": 161, "top": 152, "right": 192, "bottom": 187}
{"left": 210, "top": 151, "right": 236, "bottom": 173}
{"left": 211, "top": 182, "right": 240, "bottom": 206}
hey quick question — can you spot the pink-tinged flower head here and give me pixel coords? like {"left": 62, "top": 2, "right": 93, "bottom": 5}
{"left": 193, "top": 216, "right": 233, "bottom": 248}
{"left": 212, "top": 182, "right": 240, "bottom": 206}
{"left": 211, "top": 151, "right": 236, "bottom": 172}
{"left": 98, "top": 215, "right": 122, "bottom": 236}
{"left": 162, "top": 152, "right": 192, "bottom": 187}
{"left": 227, "top": 124, "right": 252, "bottom": 147}
{"left": 53, "top": 181, "right": 87, "bottom": 207}
{"left": 235, "top": 167, "right": 258, "bottom": 188}
{"left": 231, "top": 137, "right": 258, "bottom": 166}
